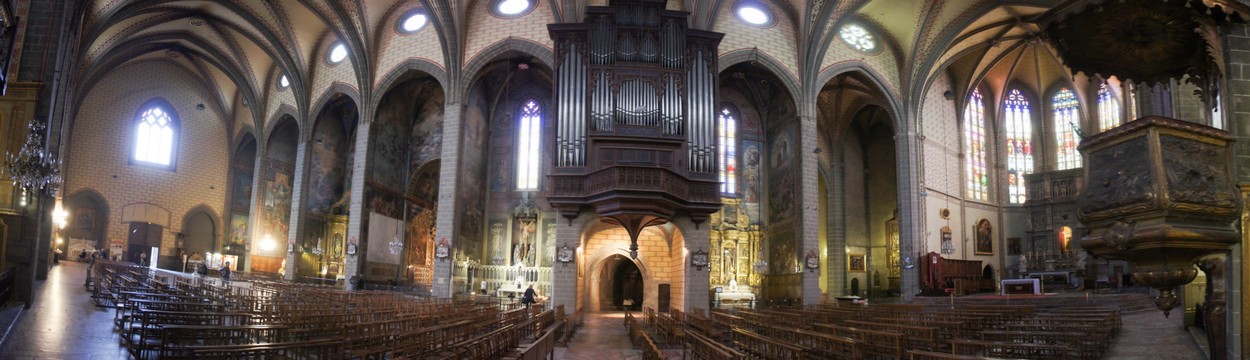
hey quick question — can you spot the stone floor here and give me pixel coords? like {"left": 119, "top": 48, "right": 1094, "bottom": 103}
{"left": 0, "top": 261, "right": 1213, "bottom": 359}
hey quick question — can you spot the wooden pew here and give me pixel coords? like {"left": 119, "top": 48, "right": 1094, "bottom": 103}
{"left": 729, "top": 328, "right": 805, "bottom": 360}
{"left": 906, "top": 349, "right": 1001, "bottom": 360}
{"left": 184, "top": 338, "right": 344, "bottom": 359}
{"left": 155, "top": 324, "right": 290, "bottom": 359}
{"left": 845, "top": 319, "right": 941, "bottom": 351}
{"left": 815, "top": 323, "right": 903, "bottom": 360}
{"left": 950, "top": 339, "right": 1068, "bottom": 360}
{"left": 641, "top": 330, "right": 669, "bottom": 360}
{"left": 686, "top": 330, "right": 746, "bottom": 360}
{"left": 503, "top": 319, "right": 561, "bottom": 360}
{"left": 768, "top": 327, "right": 861, "bottom": 359}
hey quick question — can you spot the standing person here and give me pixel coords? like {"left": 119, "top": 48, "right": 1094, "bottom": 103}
{"left": 521, "top": 285, "right": 536, "bottom": 308}
{"left": 197, "top": 262, "right": 208, "bottom": 281}
{"left": 139, "top": 252, "right": 148, "bottom": 266}
{"left": 220, "top": 262, "right": 232, "bottom": 284}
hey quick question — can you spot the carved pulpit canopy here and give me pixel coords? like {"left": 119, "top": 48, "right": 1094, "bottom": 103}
{"left": 1036, "top": 0, "right": 1250, "bottom": 111}
{"left": 1076, "top": 116, "right": 1240, "bottom": 316}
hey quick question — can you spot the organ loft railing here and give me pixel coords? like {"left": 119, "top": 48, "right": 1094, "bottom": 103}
{"left": 547, "top": 0, "right": 723, "bottom": 257}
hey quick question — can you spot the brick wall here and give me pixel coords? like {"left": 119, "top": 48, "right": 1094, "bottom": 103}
{"left": 921, "top": 71, "right": 960, "bottom": 197}
{"left": 373, "top": 14, "right": 446, "bottom": 89}
{"left": 582, "top": 227, "right": 681, "bottom": 312}
{"left": 462, "top": 0, "right": 556, "bottom": 68}
{"left": 713, "top": 2, "right": 799, "bottom": 82}
{"left": 309, "top": 36, "right": 360, "bottom": 113}
{"left": 65, "top": 60, "right": 230, "bottom": 257}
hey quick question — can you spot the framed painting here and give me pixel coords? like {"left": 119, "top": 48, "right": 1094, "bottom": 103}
{"left": 1007, "top": 237, "right": 1022, "bottom": 256}
{"left": 848, "top": 254, "right": 866, "bottom": 272}
{"left": 974, "top": 219, "right": 993, "bottom": 255}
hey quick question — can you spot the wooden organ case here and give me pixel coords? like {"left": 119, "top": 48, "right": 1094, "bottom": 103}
{"left": 547, "top": 1, "right": 723, "bottom": 257}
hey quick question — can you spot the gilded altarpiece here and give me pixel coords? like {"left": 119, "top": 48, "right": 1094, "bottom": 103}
{"left": 710, "top": 198, "right": 761, "bottom": 290}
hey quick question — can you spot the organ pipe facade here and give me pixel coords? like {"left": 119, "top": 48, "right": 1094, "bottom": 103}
{"left": 548, "top": 0, "right": 723, "bottom": 255}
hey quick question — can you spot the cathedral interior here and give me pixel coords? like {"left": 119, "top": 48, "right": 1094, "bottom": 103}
{"left": 0, "top": 0, "right": 1247, "bottom": 358}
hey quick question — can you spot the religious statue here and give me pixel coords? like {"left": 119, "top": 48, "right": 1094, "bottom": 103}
{"left": 1018, "top": 254, "right": 1028, "bottom": 273}
{"left": 514, "top": 220, "right": 535, "bottom": 266}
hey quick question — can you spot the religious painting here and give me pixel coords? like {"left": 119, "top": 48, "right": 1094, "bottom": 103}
{"left": 264, "top": 164, "right": 293, "bottom": 241}
{"left": 767, "top": 125, "right": 797, "bottom": 224}
{"left": 1008, "top": 237, "right": 1022, "bottom": 256}
{"left": 367, "top": 188, "right": 402, "bottom": 219}
{"left": 409, "top": 94, "right": 445, "bottom": 170}
{"left": 848, "top": 254, "right": 866, "bottom": 272}
{"left": 307, "top": 104, "right": 353, "bottom": 216}
{"left": 768, "top": 228, "right": 798, "bottom": 274}
{"left": 974, "top": 219, "right": 993, "bottom": 255}
{"left": 369, "top": 114, "right": 406, "bottom": 187}
{"left": 740, "top": 140, "right": 763, "bottom": 205}
{"left": 455, "top": 86, "right": 490, "bottom": 261}
{"left": 230, "top": 169, "right": 253, "bottom": 211}
{"left": 229, "top": 214, "right": 249, "bottom": 245}
{"left": 75, "top": 208, "right": 95, "bottom": 233}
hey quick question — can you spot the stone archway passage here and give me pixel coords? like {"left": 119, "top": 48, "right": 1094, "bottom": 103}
{"left": 611, "top": 258, "right": 643, "bottom": 311}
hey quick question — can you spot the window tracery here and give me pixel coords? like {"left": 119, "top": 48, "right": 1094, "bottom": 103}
{"left": 965, "top": 90, "right": 988, "bottom": 201}
{"left": 1005, "top": 89, "right": 1033, "bottom": 204}
{"left": 134, "top": 103, "right": 176, "bottom": 167}
{"left": 516, "top": 100, "right": 541, "bottom": 190}
{"left": 1053, "top": 88, "right": 1081, "bottom": 170}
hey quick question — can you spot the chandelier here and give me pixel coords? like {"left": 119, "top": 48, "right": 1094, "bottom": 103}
{"left": 388, "top": 235, "right": 403, "bottom": 255}
{"left": 4, "top": 118, "right": 61, "bottom": 195}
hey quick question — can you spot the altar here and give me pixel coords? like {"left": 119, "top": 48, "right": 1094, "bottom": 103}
{"left": 496, "top": 284, "right": 525, "bottom": 299}
{"left": 1023, "top": 271, "right": 1073, "bottom": 286}
{"left": 1001, "top": 278, "right": 1042, "bottom": 295}
{"left": 713, "top": 283, "right": 756, "bottom": 308}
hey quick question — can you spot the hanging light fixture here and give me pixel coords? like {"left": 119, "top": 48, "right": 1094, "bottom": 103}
{"left": 388, "top": 235, "right": 403, "bottom": 255}
{"left": 4, "top": 118, "right": 61, "bottom": 196}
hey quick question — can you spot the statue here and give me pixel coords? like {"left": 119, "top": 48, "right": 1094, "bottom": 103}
{"left": 514, "top": 220, "right": 535, "bottom": 266}
{"left": 1018, "top": 254, "right": 1028, "bottom": 273}
{"left": 728, "top": 278, "right": 739, "bottom": 291}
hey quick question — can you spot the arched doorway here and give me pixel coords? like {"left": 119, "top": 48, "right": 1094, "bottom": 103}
{"left": 600, "top": 255, "right": 643, "bottom": 311}
{"left": 182, "top": 209, "right": 216, "bottom": 260}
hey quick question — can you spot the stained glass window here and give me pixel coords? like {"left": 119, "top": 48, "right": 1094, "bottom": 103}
{"left": 839, "top": 24, "right": 877, "bottom": 52}
{"left": 719, "top": 108, "right": 737, "bottom": 194}
{"left": 516, "top": 100, "right": 541, "bottom": 190}
{"left": 134, "top": 105, "right": 176, "bottom": 166}
{"left": 1098, "top": 83, "right": 1121, "bottom": 131}
{"left": 965, "top": 90, "right": 988, "bottom": 201}
{"left": 1053, "top": 88, "right": 1081, "bottom": 170}
{"left": 1004, "top": 89, "right": 1033, "bottom": 204}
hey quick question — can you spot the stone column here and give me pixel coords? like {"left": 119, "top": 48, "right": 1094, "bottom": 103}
{"left": 283, "top": 138, "right": 310, "bottom": 281}
{"left": 551, "top": 211, "right": 590, "bottom": 319}
{"left": 243, "top": 138, "right": 266, "bottom": 273}
{"left": 674, "top": 216, "right": 710, "bottom": 313}
{"left": 897, "top": 129, "right": 923, "bottom": 300}
{"left": 797, "top": 114, "right": 822, "bottom": 304}
{"left": 827, "top": 157, "right": 846, "bottom": 297}
{"left": 342, "top": 120, "right": 372, "bottom": 289}
{"left": 431, "top": 103, "right": 463, "bottom": 298}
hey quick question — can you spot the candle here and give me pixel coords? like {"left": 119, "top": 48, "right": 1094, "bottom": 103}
{"left": 950, "top": 292, "right": 955, "bottom": 308}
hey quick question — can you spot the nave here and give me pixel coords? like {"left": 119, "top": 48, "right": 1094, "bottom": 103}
{"left": 0, "top": 260, "right": 1204, "bottom": 359}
